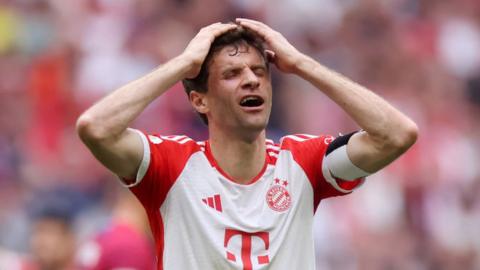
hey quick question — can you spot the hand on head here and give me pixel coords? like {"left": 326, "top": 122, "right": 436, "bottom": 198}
{"left": 181, "top": 19, "right": 304, "bottom": 79}
{"left": 181, "top": 22, "right": 237, "bottom": 79}
{"left": 235, "top": 18, "right": 304, "bottom": 74}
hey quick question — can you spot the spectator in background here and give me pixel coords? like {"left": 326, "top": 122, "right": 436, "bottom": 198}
{"left": 29, "top": 202, "right": 76, "bottom": 270}
{"left": 76, "top": 186, "right": 154, "bottom": 270}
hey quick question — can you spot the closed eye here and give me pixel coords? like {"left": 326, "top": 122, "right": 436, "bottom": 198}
{"left": 223, "top": 68, "right": 242, "bottom": 79}
{"left": 252, "top": 67, "right": 266, "bottom": 76}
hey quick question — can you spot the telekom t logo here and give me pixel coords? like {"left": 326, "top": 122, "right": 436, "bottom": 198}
{"left": 224, "top": 229, "right": 270, "bottom": 270}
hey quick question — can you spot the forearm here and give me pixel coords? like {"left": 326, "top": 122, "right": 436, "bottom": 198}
{"left": 77, "top": 56, "right": 190, "bottom": 142}
{"left": 294, "top": 55, "right": 416, "bottom": 147}
{"left": 293, "top": 55, "right": 417, "bottom": 173}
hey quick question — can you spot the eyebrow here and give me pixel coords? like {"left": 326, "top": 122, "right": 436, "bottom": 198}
{"left": 250, "top": 64, "right": 267, "bottom": 70}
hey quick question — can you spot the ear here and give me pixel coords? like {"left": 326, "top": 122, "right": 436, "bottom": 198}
{"left": 265, "top": 49, "right": 275, "bottom": 63}
{"left": 189, "top": 91, "right": 209, "bottom": 114}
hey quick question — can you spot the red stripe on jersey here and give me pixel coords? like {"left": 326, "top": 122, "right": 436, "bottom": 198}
{"left": 266, "top": 153, "right": 277, "bottom": 165}
{"left": 147, "top": 209, "right": 164, "bottom": 270}
{"left": 335, "top": 177, "right": 364, "bottom": 191}
{"left": 226, "top": 251, "right": 236, "bottom": 262}
{"left": 241, "top": 233, "right": 253, "bottom": 270}
{"left": 268, "top": 158, "right": 277, "bottom": 165}
{"left": 214, "top": 194, "right": 222, "bottom": 212}
{"left": 258, "top": 255, "right": 269, "bottom": 265}
{"left": 266, "top": 141, "right": 279, "bottom": 166}
{"left": 178, "top": 137, "right": 191, "bottom": 144}
{"left": 266, "top": 150, "right": 279, "bottom": 155}
{"left": 297, "top": 134, "right": 317, "bottom": 139}
{"left": 207, "top": 197, "right": 214, "bottom": 208}
{"left": 163, "top": 135, "right": 186, "bottom": 141}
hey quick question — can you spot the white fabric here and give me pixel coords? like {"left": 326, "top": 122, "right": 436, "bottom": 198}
{"left": 130, "top": 134, "right": 363, "bottom": 270}
{"left": 159, "top": 151, "right": 317, "bottom": 270}
{"left": 321, "top": 160, "right": 353, "bottom": 194}
{"left": 324, "top": 144, "right": 370, "bottom": 180}
{"left": 120, "top": 129, "right": 150, "bottom": 188}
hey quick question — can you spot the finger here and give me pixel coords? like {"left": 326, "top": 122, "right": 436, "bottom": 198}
{"left": 236, "top": 18, "right": 265, "bottom": 26}
{"left": 235, "top": 19, "right": 270, "bottom": 38}
{"left": 199, "top": 22, "right": 234, "bottom": 34}
{"left": 236, "top": 18, "right": 272, "bottom": 31}
{"left": 212, "top": 23, "right": 238, "bottom": 36}
{"left": 199, "top": 22, "right": 222, "bottom": 31}
{"left": 203, "top": 23, "right": 237, "bottom": 38}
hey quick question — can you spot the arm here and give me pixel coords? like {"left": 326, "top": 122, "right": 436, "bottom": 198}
{"left": 291, "top": 57, "right": 418, "bottom": 173}
{"left": 236, "top": 18, "right": 418, "bottom": 173}
{"left": 76, "top": 23, "right": 237, "bottom": 179}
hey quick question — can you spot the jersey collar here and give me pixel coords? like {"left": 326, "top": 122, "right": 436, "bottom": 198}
{"left": 204, "top": 141, "right": 269, "bottom": 185}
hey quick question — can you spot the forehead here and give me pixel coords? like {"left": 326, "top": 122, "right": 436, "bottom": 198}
{"left": 210, "top": 43, "right": 265, "bottom": 69}
{"left": 33, "top": 218, "right": 70, "bottom": 234}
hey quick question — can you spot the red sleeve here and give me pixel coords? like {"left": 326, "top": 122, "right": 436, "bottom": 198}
{"left": 280, "top": 134, "right": 364, "bottom": 211}
{"left": 126, "top": 132, "right": 201, "bottom": 211}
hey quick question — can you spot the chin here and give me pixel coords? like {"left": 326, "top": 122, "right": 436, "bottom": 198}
{"left": 243, "top": 118, "right": 269, "bottom": 132}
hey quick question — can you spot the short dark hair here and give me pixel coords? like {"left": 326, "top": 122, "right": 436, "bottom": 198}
{"left": 182, "top": 26, "right": 269, "bottom": 125}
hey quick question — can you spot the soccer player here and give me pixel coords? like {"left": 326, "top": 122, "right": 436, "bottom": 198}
{"left": 76, "top": 19, "right": 418, "bottom": 270}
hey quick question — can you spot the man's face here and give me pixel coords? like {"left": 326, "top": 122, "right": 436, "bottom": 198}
{"left": 30, "top": 218, "right": 74, "bottom": 269}
{"left": 204, "top": 44, "right": 272, "bottom": 136}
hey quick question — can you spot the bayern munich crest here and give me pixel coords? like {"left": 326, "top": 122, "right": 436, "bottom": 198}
{"left": 266, "top": 179, "right": 291, "bottom": 212}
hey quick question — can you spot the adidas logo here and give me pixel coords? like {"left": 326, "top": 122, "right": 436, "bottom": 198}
{"left": 202, "top": 194, "right": 222, "bottom": 212}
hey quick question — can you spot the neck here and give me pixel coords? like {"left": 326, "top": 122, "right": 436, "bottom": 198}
{"left": 208, "top": 125, "right": 266, "bottom": 184}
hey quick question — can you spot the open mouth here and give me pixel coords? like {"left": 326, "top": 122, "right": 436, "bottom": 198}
{"left": 239, "top": 96, "right": 265, "bottom": 107}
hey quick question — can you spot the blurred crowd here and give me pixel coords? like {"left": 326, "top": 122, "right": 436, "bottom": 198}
{"left": 0, "top": 0, "right": 479, "bottom": 269}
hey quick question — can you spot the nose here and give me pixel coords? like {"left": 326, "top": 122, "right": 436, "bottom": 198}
{"left": 241, "top": 68, "right": 260, "bottom": 90}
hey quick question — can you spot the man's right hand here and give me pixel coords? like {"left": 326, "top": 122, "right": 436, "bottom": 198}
{"left": 180, "top": 22, "right": 237, "bottom": 79}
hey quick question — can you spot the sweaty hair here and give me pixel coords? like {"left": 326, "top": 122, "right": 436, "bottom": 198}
{"left": 182, "top": 26, "right": 269, "bottom": 125}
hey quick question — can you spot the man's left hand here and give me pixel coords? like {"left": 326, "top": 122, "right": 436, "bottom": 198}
{"left": 236, "top": 18, "right": 305, "bottom": 74}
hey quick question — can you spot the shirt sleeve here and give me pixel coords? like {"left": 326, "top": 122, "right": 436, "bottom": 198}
{"left": 122, "top": 130, "right": 200, "bottom": 211}
{"left": 280, "top": 134, "right": 365, "bottom": 209}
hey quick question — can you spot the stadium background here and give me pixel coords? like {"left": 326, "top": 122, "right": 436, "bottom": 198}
{"left": 0, "top": 0, "right": 479, "bottom": 269}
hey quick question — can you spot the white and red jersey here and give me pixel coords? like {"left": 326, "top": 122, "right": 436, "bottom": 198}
{"left": 125, "top": 131, "right": 364, "bottom": 270}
